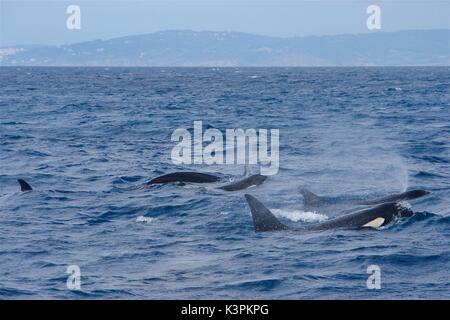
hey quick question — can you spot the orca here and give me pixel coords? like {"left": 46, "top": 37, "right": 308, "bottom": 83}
{"left": 244, "top": 194, "right": 413, "bottom": 233}
{"left": 218, "top": 174, "right": 267, "bottom": 191}
{"left": 147, "top": 166, "right": 268, "bottom": 191}
{"left": 357, "top": 189, "right": 430, "bottom": 205}
{"left": 217, "top": 167, "right": 267, "bottom": 191}
{"left": 18, "top": 179, "right": 33, "bottom": 192}
{"left": 146, "top": 172, "right": 221, "bottom": 185}
{"left": 17, "top": 179, "right": 76, "bottom": 194}
{"left": 300, "top": 188, "right": 429, "bottom": 208}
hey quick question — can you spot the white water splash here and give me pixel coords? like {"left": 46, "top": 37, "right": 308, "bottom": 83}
{"left": 136, "top": 216, "right": 156, "bottom": 223}
{"left": 397, "top": 201, "right": 412, "bottom": 210}
{"left": 271, "top": 209, "right": 329, "bottom": 223}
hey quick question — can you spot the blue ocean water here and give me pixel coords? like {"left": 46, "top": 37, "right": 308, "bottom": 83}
{"left": 0, "top": 67, "right": 449, "bottom": 299}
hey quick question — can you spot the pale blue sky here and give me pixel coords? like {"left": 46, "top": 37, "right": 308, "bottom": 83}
{"left": 1, "top": 0, "right": 449, "bottom": 46}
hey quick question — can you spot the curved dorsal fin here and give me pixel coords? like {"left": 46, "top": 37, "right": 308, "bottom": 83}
{"left": 299, "top": 189, "right": 322, "bottom": 207}
{"left": 244, "top": 194, "right": 288, "bottom": 232}
{"left": 18, "top": 179, "right": 33, "bottom": 192}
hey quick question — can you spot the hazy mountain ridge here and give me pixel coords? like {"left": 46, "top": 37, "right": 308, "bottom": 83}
{"left": 1, "top": 29, "right": 449, "bottom": 66}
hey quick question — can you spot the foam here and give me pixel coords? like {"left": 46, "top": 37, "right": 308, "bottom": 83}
{"left": 271, "top": 209, "right": 329, "bottom": 223}
{"left": 136, "top": 216, "right": 156, "bottom": 223}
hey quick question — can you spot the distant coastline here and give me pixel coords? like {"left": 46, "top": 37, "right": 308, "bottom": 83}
{"left": 1, "top": 29, "right": 449, "bottom": 67}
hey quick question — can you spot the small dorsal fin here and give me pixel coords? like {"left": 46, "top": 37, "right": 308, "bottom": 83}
{"left": 299, "top": 189, "right": 322, "bottom": 207}
{"left": 18, "top": 179, "right": 33, "bottom": 192}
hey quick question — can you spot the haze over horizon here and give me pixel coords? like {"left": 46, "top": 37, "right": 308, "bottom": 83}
{"left": 4, "top": 27, "right": 450, "bottom": 48}
{"left": 1, "top": 0, "right": 449, "bottom": 47}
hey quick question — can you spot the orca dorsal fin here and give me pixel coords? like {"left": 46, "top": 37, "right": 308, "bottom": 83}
{"left": 244, "top": 194, "right": 289, "bottom": 232}
{"left": 18, "top": 179, "right": 33, "bottom": 192}
{"left": 299, "top": 189, "right": 322, "bottom": 207}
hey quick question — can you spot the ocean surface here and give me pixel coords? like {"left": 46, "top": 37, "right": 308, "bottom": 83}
{"left": 0, "top": 67, "right": 449, "bottom": 299}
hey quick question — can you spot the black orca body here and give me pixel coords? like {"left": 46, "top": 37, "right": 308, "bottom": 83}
{"left": 300, "top": 189, "right": 429, "bottom": 208}
{"left": 146, "top": 172, "right": 221, "bottom": 185}
{"left": 245, "top": 194, "right": 413, "bottom": 233}
{"left": 218, "top": 174, "right": 267, "bottom": 191}
{"left": 356, "top": 189, "right": 430, "bottom": 205}
{"left": 147, "top": 167, "right": 267, "bottom": 191}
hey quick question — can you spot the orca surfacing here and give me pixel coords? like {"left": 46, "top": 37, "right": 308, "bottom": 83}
{"left": 147, "top": 166, "right": 268, "bottom": 191}
{"left": 299, "top": 189, "right": 430, "bottom": 208}
{"left": 146, "top": 172, "right": 221, "bottom": 185}
{"left": 245, "top": 194, "right": 414, "bottom": 233}
{"left": 218, "top": 174, "right": 267, "bottom": 191}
